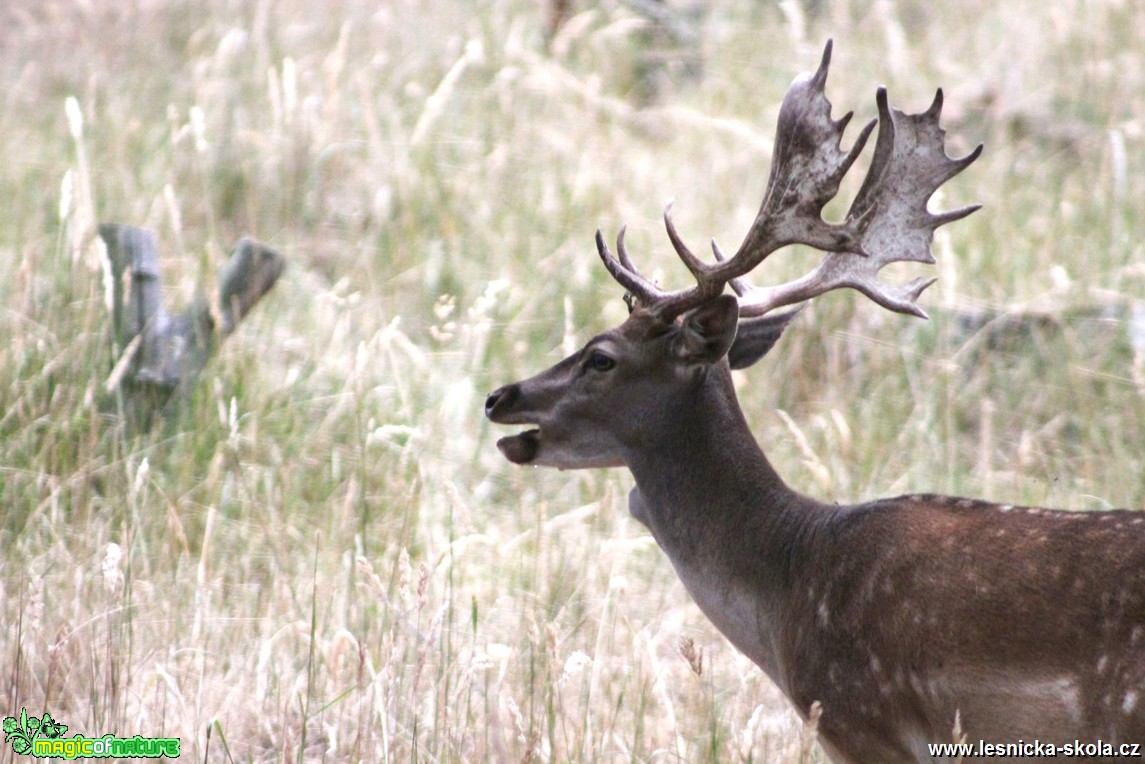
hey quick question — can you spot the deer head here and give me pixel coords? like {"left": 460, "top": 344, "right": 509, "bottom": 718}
{"left": 486, "top": 294, "right": 797, "bottom": 469}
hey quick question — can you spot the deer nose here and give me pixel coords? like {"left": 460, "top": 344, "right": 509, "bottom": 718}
{"left": 484, "top": 385, "right": 518, "bottom": 419}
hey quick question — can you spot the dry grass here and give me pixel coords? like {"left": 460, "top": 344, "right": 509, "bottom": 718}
{"left": 1, "top": 0, "right": 1143, "bottom": 761}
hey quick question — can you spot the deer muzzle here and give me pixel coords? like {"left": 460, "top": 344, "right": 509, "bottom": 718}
{"left": 485, "top": 384, "right": 542, "bottom": 464}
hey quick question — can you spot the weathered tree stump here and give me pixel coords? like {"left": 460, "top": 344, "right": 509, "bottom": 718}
{"left": 99, "top": 224, "right": 285, "bottom": 425}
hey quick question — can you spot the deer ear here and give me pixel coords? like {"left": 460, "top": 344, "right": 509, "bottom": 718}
{"left": 727, "top": 306, "right": 804, "bottom": 370}
{"left": 675, "top": 294, "right": 740, "bottom": 364}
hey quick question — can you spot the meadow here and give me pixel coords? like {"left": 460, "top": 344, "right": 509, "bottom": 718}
{"left": 2, "top": 0, "right": 1144, "bottom": 761}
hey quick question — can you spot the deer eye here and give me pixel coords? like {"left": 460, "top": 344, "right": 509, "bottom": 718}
{"left": 588, "top": 351, "right": 615, "bottom": 372}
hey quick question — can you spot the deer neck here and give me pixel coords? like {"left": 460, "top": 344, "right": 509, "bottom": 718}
{"left": 622, "top": 363, "right": 827, "bottom": 689}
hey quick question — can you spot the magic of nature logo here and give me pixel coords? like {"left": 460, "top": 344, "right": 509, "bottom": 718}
{"left": 3, "top": 708, "right": 180, "bottom": 759}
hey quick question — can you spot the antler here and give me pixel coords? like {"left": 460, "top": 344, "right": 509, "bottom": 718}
{"left": 596, "top": 39, "right": 982, "bottom": 322}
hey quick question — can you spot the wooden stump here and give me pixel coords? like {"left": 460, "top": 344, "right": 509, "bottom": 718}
{"left": 99, "top": 224, "right": 285, "bottom": 425}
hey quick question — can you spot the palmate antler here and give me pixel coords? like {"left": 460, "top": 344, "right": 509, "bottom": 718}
{"left": 596, "top": 40, "right": 983, "bottom": 323}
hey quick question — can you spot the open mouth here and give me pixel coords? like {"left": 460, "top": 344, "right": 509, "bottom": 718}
{"left": 496, "top": 429, "right": 540, "bottom": 464}
{"left": 485, "top": 386, "right": 544, "bottom": 465}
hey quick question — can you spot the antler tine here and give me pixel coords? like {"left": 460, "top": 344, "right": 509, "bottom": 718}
{"left": 614, "top": 224, "right": 637, "bottom": 271}
{"left": 597, "top": 229, "right": 658, "bottom": 308}
{"left": 710, "top": 238, "right": 754, "bottom": 299}
{"left": 663, "top": 203, "right": 714, "bottom": 284}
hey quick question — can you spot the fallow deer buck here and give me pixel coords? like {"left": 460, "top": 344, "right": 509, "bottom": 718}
{"left": 485, "top": 41, "right": 1145, "bottom": 762}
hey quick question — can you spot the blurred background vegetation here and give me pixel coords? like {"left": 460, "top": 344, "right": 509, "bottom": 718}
{"left": 1, "top": 0, "right": 1143, "bottom": 761}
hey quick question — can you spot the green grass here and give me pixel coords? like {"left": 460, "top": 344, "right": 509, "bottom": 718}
{"left": 1, "top": 0, "right": 1144, "bottom": 761}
